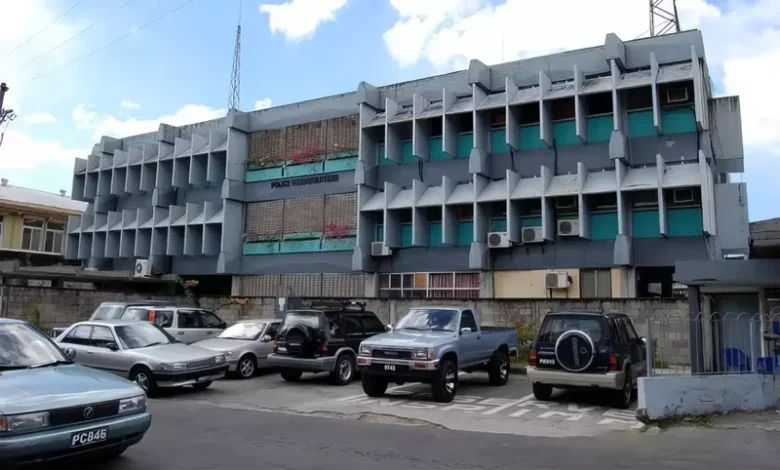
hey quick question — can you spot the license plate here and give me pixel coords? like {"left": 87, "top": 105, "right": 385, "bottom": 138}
{"left": 71, "top": 427, "right": 108, "bottom": 448}
{"left": 539, "top": 358, "right": 556, "bottom": 366}
{"left": 384, "top": 365, "right": 396, "bottom": 371}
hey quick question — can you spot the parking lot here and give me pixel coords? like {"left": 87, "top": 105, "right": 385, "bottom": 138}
{"left": 156, "top": 370, "right": 643, "bottom": 438}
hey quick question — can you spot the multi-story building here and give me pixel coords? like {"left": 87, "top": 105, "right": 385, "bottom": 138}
{"left": 65, "top": 30, "right": 749, "bottom": 300}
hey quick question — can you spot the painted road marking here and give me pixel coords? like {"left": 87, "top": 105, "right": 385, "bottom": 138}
{"left": 482, "top": 394, "right": 534, "bottom": 415}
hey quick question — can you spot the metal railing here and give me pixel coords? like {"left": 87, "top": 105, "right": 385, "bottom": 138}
{"left": 646, "top": 312, "right": 780, "bottom": 376}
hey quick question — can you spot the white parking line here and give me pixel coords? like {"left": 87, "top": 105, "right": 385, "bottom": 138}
{"left": 482, "top": 394, "right": 534, "bottom": 415}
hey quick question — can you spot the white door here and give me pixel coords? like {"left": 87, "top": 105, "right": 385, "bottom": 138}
{"left": 196, "top": 310, "right": 225, "bottom": 340}
{"left": 170, "top": 309, "right": 202, "bottom": 343}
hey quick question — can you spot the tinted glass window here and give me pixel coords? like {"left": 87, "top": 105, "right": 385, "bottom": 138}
{"left": 177, "top": 310, "right": 200, "bottom": 328}
{"left": 91, "top": 326, "right": 115, "bottom": 348}
{"left": 341, "top": 315, "right": 363, "bottom": 337}
{"left": 324, "top": 312, "right": 343, "bottom": 338}
{"left": 460, "top": 310, "right": 478, "bottom": 331}
{"left": 0, "top": 323, "right": 70, "bottom": 368}
{"left": 621, "top": 317, "right": 639, "bottom": 341}
{"left": 537, "top": 316, "right": 606, "bottom": 344}
{"left": 154, "top": 310, "right": 174, "bottom": 328}
{"left": 396, "top": 309, "right": 458, "bottom": 332}
{"left": 122, "top": 308, "right": 150, "bottom": 321}
{"left": 360, "top": 314, "right": 386, "bottom": 335}
{"left": 281, "top": 312, "right": 321, "bottom": 330}
{"left": 219, "top": 322, "right": 265, "bottom": 340}
{"left": 115, "top": 324, "right": 175, "bottom": 349}
{"left": 63, "top": 325, "right": 92, "bottom": 345}
{"left": 265, "top": 323, "right": 280, "bottom": 339}
{"left": 199, "top": 311, "right": 223, "bottom": 328}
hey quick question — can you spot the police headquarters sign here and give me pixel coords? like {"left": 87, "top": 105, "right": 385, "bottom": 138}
{"left": 270, "top": 174, "right": 339, "bottom": 188}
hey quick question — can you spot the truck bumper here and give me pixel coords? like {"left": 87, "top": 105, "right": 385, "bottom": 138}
{"left": 527, "top": 367, "right": 624, "bottom": 390}
{"left": 267, "top": 353, "right": 336, "bottom": 372}
{"left": 356, "top": 356, "right": 440, "bottom": 381}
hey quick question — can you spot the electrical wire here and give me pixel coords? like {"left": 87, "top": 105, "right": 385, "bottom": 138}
{"left": 17, "top": 0, "right": 138, "bottom": 70}
{"left": 22, "top": 0, "right": 201, "bottom": 85}
{"left": 4, "top": 0, "right": 88, "bottom": 57}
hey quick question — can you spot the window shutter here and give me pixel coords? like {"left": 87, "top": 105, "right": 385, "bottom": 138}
{"left": 596, "top": 269, "right": 612, "bottom": 298}
{"left": 580, "top": 270, "right": 596, "bottom": 298}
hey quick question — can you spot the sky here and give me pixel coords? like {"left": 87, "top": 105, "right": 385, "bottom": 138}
{"left": 0, "top": 0, "right": 777, "bottom": 221}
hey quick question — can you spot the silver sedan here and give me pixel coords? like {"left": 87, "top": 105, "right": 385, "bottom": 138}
{"left": 55, "top": 320, "right": 228, "bottom": 395}
{"left": 193, "top": 319, "right": 281, "bottom": 379}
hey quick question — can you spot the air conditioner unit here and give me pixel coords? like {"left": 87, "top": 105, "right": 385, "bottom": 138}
{"left": 371, "top": 242, "right": 392, "bottom": 257}
{"left": 487, "top": 232, "right": 511, "bottom": 249}
{"left": 557, "top": 219, "right": 580, "bottom": 237}
{"left": 666, "top": 87, "right": 689, "bottom": 104}
{"left": 521, "top": 227, "right": 544, "bottom": 244}
{"left": 544, "top": 271, "right": 571, "bottom": 289}
{"left": 134, "top": 259, "right": 152, "bottom": 278}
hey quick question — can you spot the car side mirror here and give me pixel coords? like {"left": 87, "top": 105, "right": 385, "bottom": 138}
{"left": 386, "top": 324, "right": 393, "bottom": 332}
{"left": 640, "top": 337, "right": 647, "bottom": 345}
{"left": 106, "top": 342, "right": 119, "bottom": 351}
{"left": 460, "top": 327, "right": 472, "bottom": 335}
{"left": 219, "top": 322, "right": 228, "bottom": 329}
{"left": 64, "top": 348, "right": 76, "bottom": 359}
{"left": 261, "top": 335, "right": 273, "bottom": 342}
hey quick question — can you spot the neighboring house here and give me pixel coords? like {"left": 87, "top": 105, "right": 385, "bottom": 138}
{"left": 0, "top": 178, "right": 88, "bottom": 264}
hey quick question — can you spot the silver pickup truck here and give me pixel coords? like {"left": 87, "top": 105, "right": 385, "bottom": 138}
{"left": 356, "top": 306, "right": 518, "bottom": 403}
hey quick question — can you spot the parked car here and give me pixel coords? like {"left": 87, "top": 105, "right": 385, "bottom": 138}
{"left": 526, "top": 311, "right": 647, "bottom": 409}
{"left": 267, "top": 301, "right": 387, "bottom": 385}
{"left": 50, "top": 300, "right": 176, "bottom": 338}
{"left": 194, "top": 319, "right": 281, "bottom": 379}
{"left": 118, "top": 306, "right": 227, "bottom": 344}
{"left": 0, "top": 318, "right": 151, "bottom": 466}
{"left": 55, "top": 320, "right": 228, "bottom": 396}
{"left": 356, "top": 306, "right": 518, "bottom": 403}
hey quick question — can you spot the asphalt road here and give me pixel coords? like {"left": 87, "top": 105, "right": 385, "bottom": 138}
{"left": 85, "top": 400, "right": 779, "bottom": 470}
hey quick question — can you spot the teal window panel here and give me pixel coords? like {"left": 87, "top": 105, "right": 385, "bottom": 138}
{"left": 284, "top": 162, "right": 322, "bottom": 177}
{"left": 321, "top": 237, "right": 357, "bottom": 251}
{"left": 429, "top": 222, "right": 443, "bottom": 247}
{"left": 457, "top": 133, "right": 473, "bottom": 158}
{"left": 456, "top": 221, "right": 473, "bottom": 246}
{"left": 243, "top": 241, "right": 280, "bottom": 255}
{"left": 627, "top": 110, "right": 655, "bottom": 138}
{"left": 375, "top": 224, "right": 384, "bottom": 242}
{"left": 245, "top": 167, "right": 283, "bottom": 182}
{"left": 401, "top": 140, "right": 416, "bottom": 163}
{"left": 519, "top": 125, "right": 543, "bottom": 151}
{"left": 430, "top": 136, "right": 448, "bottom": 160}
{"left": 662, "top": 108, "right": 697, "bottom": 135}
{"left": 586, "top": 115, "right": 613, "bottom": 143}
{"left": 590, "top": 212, "right": 618, "bottom": 240}
{"left": 323, "top": 157, "right": 358, "bottom": 172}
{"left": 521, "top": 217, "right": 542, "bottom": 227}
{"left": 552, "top": 120, "right": 578, "bottom": 146}
{"left": 378, "top": 144, "right": 393, "bottom": 166}
{"left": 279, "top": 239, "right": 321, "bottom": 253}
{"left": 490, "top": 128, "right": 509, "bottom": 154}
{"left": 400, "top": 223, "right": 413, "bottom": 247}
{"left": 283, "top": 232, "right": 321, "bottom": 241}
{"left": 632, "top": 210, "right": 661, "bottom": 238}
{"left": 667, "top": 207, "right": 703, "bottom": 237}
{"left": 490, "top": 218, "right": 507, "bottom": 232}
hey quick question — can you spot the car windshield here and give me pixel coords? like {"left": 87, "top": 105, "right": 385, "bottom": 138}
{"left": 115, "top": 323, "right": 176, "bottom": 349}
{"left": 0, "top": 323, "right": 70, "bottom": 369}
{"left": 282, "top": 312, "right": 320, "bottom": 330}
{"left": 92, "top": 304, "right": 125, "bottom": 320}
{"left": 395, "top": 309, "right": 458, "bottom": 332}
{"left": 537, "top": 316, "right": 606, "bottom": 343}
{"left": 219, "top": 322, "right": 266, "bottom": 340}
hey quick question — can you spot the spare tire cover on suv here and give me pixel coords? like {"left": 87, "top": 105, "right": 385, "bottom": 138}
{"left": 284, "top": 325, "right": 313, "bottom": 357}
{"left": 554, "top": 330, "right": 595, "bottom": 372}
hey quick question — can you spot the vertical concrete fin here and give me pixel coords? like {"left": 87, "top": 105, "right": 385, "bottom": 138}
{"left": 412, "top": 93, "right": 431, "bottom": 162}
{"left": 383, "top": 181, "right": 402, "bottom": 248}
{"left": 650, "top": 52, "right": 662, "bottom": 134}
{"left": 609, "top": 59, "right": 629, "bottom": 162}
{"left": 506, "top": 77, "right": 521, "bottom": 150}
{"left": 357, "top": 103, "right": 379, "bottom": 188}
{"left": 442, "top": 176, "right": 457, "bottom": 246}
{"left": 604, "top": 33, "right": 626, "bottom": 70}
{"left": 539, "top": 71, "right": 553, "bottom": 147}
{"left": 473, "top": 174, "right": 489, "bottom": 243}
{"left": 411, "top": 179, "right": 429, "bottom": 247}
{"left": 469, "top": 83, "right": 490, "bottom": 175}
{"left": 468, "top": 59, "right": 492, "bottom": 91}
{"left": 506, "top": 169, "right": 521, "bottom": 243}
{"left": 577, "top": 162, "right": 590, "bottom": 239}
{"left": 384, "top": 98, "right": 402, "bottom": 164}
{"left": 540, "top": 165, "right": 555, "bottom": 241}
{"left": 442, "top": 88, "right": 458, "bottom": 157}
{"left": 656, "top": 154, "right": 667, "bottom": 236}
{"left": 357, "top": 81, "right": 381, "bottom": 109}
{"left": 615, "top": 159, "right": 628, "bottom": 236}
{"left": 699, "top": 150, "right": 717, "bottom": 236}
{"left": 574, "top": 64, "right": 588, "bottom": 143}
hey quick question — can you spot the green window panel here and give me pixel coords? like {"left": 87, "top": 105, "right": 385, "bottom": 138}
{"left": 430, "top": 136, "right": 448, "bottom": 160}
{"left": 490, "top": 218, "right": 507, "bottom": 232}
{"left": 245, "top": 167, "right": 283, "bottom": 182}
{"left": 662, "top": 108, "right": 697, "bottom": 135}
{"left": 378, "top": 144, "right": 393, "bottom": 166}
{"left": 490, "top": 128, "right": 509, "bottom": 154}
{"left": 401, "top": 140, "right": 416, "bottom": 163}
{"left": 590, "top": 212, "right": 618, "bottom": 240}
{"left": 243, "top": 241, "right": 280, "bottom": 255}
{"left": 667, "top": 207, "right": 703, "bottom": 237}
{"left": 632, "top": 210, "right": 661, "bottom": 238}
{"left": 457, "top": 133, "right": 473, "bottom": 158}
{"left": 552, "top": 120, "right": 578, "bottom": 146}
{"left": 627, "top": 110, "right": 655, "bottom": 138}
{"left": 279, "top": 239, "right": 321, "bottom": 253}
{"left": 283, "top": 232, "right": 321, "bottom": 241}
{"left": 586, "top": 115, "right": 613, "bottom": 143}
{"left": 321, "top": 237, "right": 357, "bottom": 251}
{"left": 375, "top": 224, "right": 384, "bottom": 242}
{"left": 519, "top": 125, "right": 544, "bottom": 151}
{"left": 284, "top": 162, "right": 322, "bottom": 177}
{"left": 521, "top": 216, "right": 542, "bottom": 227}
{"left": 323, "top": 157, "right": 358, "bottom": 172}
{"left": 457, "top": 221, "right": 473, "bottom": 246}
{"left": 429, "top": 222, "right": 443, "bottom": 247}
{"left": 400, "top": 223, "right": 413, "bottom": 247}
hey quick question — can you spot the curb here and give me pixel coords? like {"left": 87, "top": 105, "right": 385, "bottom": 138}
{"left": 510, "top": 365, "right": 527, "bottom": 375}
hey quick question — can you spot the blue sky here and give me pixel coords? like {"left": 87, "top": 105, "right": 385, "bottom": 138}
{"left": 1, "top": 0, "right": 778, "bottom": 221}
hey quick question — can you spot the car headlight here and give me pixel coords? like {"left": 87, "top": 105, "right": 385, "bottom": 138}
{"left": 413, "top": 348, "right": 436, "bottom": 360}
{"left": 224, "top": 351, "right": 233, "bottom": 358}
{"left": 160, "top": 362, "right": 186, "bottom": 371}
{"left": 359, "top": 345, "right": 372, "bottom": 356}
{"left": 0, "top": 411, "right": 50, "bottom": 432}
{"left": 119, "top": 395, "right": 147, "bottom": 415}
{"left": 215, "top": 355, "right": 226, "bottom": 364}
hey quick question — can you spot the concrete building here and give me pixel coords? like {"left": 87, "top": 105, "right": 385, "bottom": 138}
{"left": 65, "top": 30, "right": 748, "bottom": 300}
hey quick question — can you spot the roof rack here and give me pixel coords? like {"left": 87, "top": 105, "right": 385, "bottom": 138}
{"left": 304, "top": 299, "right": 366, "bottom": 312}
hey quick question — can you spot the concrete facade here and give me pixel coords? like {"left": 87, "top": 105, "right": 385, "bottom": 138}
{"left": 65, "top": 30, "right": 748, "bottom": 300}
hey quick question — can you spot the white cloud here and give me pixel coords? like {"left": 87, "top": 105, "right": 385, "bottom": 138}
{"left": 120, "top": 100, "right": 141, "bottom": 110}
{"left": 260, "top": 0, "right": 347, "bottom": 41}
{"left": 0, "top": 129, "right": 87, "bottom": 170}
{"left": 72, "top": 104, "right": 227, "bottom": 140}
{"left": 254, "top": 98, "right": 273, "bottom": 110}
{"left": 26, "top": 112, "right": 57, "bottom": 124}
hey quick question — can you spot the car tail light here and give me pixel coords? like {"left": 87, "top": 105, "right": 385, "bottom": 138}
{"left": 321, "top": 341, "right": 328, "bottom": 355}
{"left": 148, "top": 310, "right": 156, "bottom": 323}
{"left": 529, "top": 349, "right": 537, "bottom": 366}
{"left": 608, "top": 353, "right": 618, "bottom": 371}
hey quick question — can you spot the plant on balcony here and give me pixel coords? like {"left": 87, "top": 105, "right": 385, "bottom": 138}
{"left": 323, "top": 223, "right": 353, "bottom": 239}
{"left": 289, "top": 146, "right": 326, "bottom": 164}
{"left": 244, "top": 232, "right": 282, "bottom": 243}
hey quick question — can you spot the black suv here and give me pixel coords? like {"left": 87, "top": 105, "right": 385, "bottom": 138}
{"left": 526, "top": 311, "right": 647, "bottom": 409}
{"left": 267, "top": 301, "right": 388, "bottom": 385}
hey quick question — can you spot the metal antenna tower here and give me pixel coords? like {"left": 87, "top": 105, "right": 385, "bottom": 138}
{"left": 650, "top": 0, "right": 681, "bottom": 37}
{"left": 228, "top": 0, "right": 242, "bottom": 111}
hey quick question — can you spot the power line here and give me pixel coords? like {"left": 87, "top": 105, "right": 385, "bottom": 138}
{"left": 4, "top": 0, "right": 88, "bottom": 57}
{"left": 22, "top": 0, "right": 201, "bottom": 85}
{"left": 18, "top": 0, "right": 137, "bottom": 71}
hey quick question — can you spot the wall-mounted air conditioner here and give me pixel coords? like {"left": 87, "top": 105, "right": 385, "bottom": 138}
{"left": 522, "top": 227, "right": 544, "bottom": 244}
{"left": 666, "top": 87, "right": 689, "bottom": 104}
{"left": 557, "top": 219, "right": 580, "bottom": 237}
{"left": 545, "top": 271, "right": 571, "bottom": 289}
{"left": 134, "top": 259, "right": 152, "bottom": 278}
{"left": 371, "top": 242, "right": 392, "bottom": 257}
{"left": 487, "top": 232, "right": 511, "bottom": 249}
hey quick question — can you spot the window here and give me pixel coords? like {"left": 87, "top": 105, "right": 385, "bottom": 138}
{"left": 63, "top": 325, "right": 92, "bottom": 346}
{"left": 198, "top": 310, "right": 223, "bottom": 328}
{"left": 0, "top": 215, "right": 4, "bottom": 246}
{"left": 460, "top": 310, "right": 478, "bottom": 331}
{"left": 91, "top": 326, "right": 116, "bottom": 348}
{"left": 265, "top": 323, "right": 280, "bottom": 339}
{"left": 378, "top": 272, "right": 480, "bottom": 299}
{"left": 360, "top": 314, "right": 386, "bottom": 335}
{"left": 324, "top": 312, "right": 343, "bottom": 338}
{"left": 122, "top": 308, "right": 151, "bottom": 322}
{"left": 22, "top": 219, "right": 44, "bottom": 251}
{"left": 621, "top": 317, "right": 639, "bottom": 341}
{"left": 153, "top": 310, "right": 174, "bottom": 328}
{"left": 538, "top": 316, "right": 606, "bottom": 344}
{"left": 341, "top": 315, "right": 363, "bottom": 337}
{"left": 580, "top": 269, "right": 612, "bottom": 298}
{"left": 177, "top": 310, "right": 199, "bottom": 328}
{"left": 608, "top": 317, "right": 628, "bottom": 345}
{"left": 44, "top": 221, "right": 65, "bottom": 254}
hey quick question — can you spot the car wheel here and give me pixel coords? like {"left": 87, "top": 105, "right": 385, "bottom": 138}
{"left": 613, "top": 368, "right": 633, "bottom": 409}
{"left": 281, "top": 369, "right": 303, "bottom": 382}
{"left": 237, "top": 354, "right": 257, "bottom": 379}
{"left": 488, "top": 352, "right": 510, "bottom": 386}
{"left": 331, "top": 354, "right": 355, "bottom": 385}
{"left": 193, "top": 380, "right": 212, "bottom": 391}
{"left": 432, "top": 359, "right": 457, "bottom": 403}
{"left": 130, "top": 366, "right": 157, "bottom": 397}
{"left": 361, "top": 374, "right": 389, "bottom": 397}
{"left": 532, "top": 382, "right": 553, "bottom": 401}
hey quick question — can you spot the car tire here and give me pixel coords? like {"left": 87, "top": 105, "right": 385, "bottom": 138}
{"left": 331, "top": 354, "right": 355, "bottom": 385}
{"left": 612, "top": 367, "right": 633, "bottom": 409}
{"left": 362, "top": 374, "right": 389, "bottom": 397}
{"left": 237, "top": 354, "right": 257, "bottom": 379}
{"left": 281, "top": 369, "right": 303, "bottom": 382}
{"left": 192, "top": 380, "right": 212, "bottom": 391}
{"left": 488, "top": 352, "right": 510, "bottom": 386}
{"left": 130, "top": 366, "right": 157, "bottom": 397}
{"left": 532, "top": 382, "right": 553, "bottom": 401}
{"left": 432, "top": 359, "right": 458, "bottom": 403}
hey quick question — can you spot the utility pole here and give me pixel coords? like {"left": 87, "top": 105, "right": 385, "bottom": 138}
{"left": 0, "top": 82, "right": 16, "bottom": 148}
